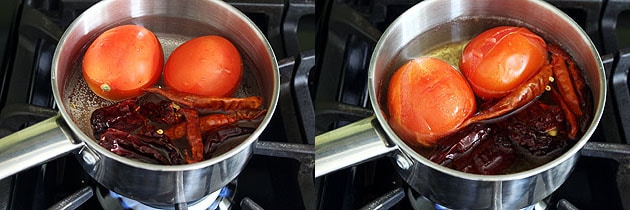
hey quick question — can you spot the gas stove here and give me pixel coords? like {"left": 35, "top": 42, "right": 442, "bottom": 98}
{"left": 315, "top": 0, "right": 630, "bottom": 210}
{"left": 2, "top": 0, "right": 630, "bottom": 209}
{"left": 0, "top": 0, "right": 314, "bottom": 209}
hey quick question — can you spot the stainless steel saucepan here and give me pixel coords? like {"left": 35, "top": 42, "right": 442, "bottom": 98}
{"left": 315, "top": 0, "right": 606, "bottom": 209}
{"left": 0, "top": 0, "right": 279, "bottom": 206}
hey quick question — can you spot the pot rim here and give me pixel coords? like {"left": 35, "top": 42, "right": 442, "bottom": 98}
{"left": 51, "top": 0, "right": 280, "bottom": 171}
{"left": 368, "top": 0, "right": 606, "bottom": 181}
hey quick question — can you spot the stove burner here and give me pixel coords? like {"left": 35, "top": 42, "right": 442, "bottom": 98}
{"left": 406, "top": 188, "right": 550, "bottom": 210}
{"left": 95, "top": 181, "right": 237, "bottom": 210}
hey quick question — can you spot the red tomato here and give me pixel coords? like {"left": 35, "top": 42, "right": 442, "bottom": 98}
{"left": 164, "top": 35, "right": 242, "bottom": 97}
{"left": 460, "top": 26, "right": 548, "bottom": 100}
{"left": 82, "top": 25, "right": 163, "bottom": 101}
{"left": 387, "top": 57, "right": 477, "bottom": 147}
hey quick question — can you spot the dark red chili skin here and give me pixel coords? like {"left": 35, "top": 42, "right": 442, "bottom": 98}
{"left": 138, "top": 100, "right": 185, "bottom": 125}
{"left": 428, "top": 99, "right": 575, "bottom": 174}
{"left": 181, "top": 108, "right": 204, "bottom": 163}
{"left": 502, "top": 100, "right": 569, "bottom": 156}
{"left": 90, "top": 98, "right": 146, "bottom": 138}
{"left": 450, "top": 131, "right": 515, "bottom": 175}
{"left": 99, "top": 128, "right": 184, "bottom": 165}
{"left": 90, "top": 92, "right": 264, "bottom": 165}
{"left": 203, "top": 126, "right": 255, "bottom": 159}
{"left": 429, "top": 124, "right": 491, "bottom": 165}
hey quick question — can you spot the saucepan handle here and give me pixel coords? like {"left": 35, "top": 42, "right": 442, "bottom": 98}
{"left": 315, "top": 116, "right": 397, "bottom": 178}
{"left": 0, "top": 114, "right": 83, "bottom": 180}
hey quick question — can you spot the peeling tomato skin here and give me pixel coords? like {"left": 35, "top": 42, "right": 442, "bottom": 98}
{"left": 460, "top": 26, "right": 548, "bottom": 100}
{"left": 82, "top": 25, "right": 163, "bottom": 101}
{"left": 387, "top": 57, "right": 477, "bottom": 147}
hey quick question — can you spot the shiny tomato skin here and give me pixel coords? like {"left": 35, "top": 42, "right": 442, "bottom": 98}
{"left": 387, "top": 57, "right": 477, "bottom": 147}
{"left": 164, "top": 35, "right": 242, "bottom": 97}
{"left": 460, "top": 26, "right": 547, "bottom": 100}
{"left": 82, "top": 25, "right": 163, "bottom": 101}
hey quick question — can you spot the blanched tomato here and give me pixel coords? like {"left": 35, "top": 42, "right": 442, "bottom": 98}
{"left": 164, "top": 35, "right": 242, "bottom": 97}
{"left": 387, "top": 57, "right": 477, "bottom": 147}
{"left": 460, "top": 26, "right": 547, "bottom": 100}
{"left": 82, "top": 25, "right": 163, "bottom": 101}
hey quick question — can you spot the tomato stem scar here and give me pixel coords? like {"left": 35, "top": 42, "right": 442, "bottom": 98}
{"left": 100, "top": 84, "right": 111, "bottom": 92}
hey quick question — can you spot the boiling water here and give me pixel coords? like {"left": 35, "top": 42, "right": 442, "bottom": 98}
{"left": 409, "top": 40, "right": 576, "bottom": 174}
{"left": 380, "top": 17, "right": 593, "bottom": 174}
{"left": 60, "top": 15, "right": 268, "bottom": 160}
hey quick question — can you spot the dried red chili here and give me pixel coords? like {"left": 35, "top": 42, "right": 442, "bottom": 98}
{"left": 181, "top": 108, "right": 204, "bottom": 163}
{"left": 90, "top": 90, "right": 265, "bottom": 165}
{"left": 99, "top": 128, "right": 184, "bottom": 165}
{"left": 90, "top": 98, "right": 146, "bottom": 138}
{"left": 203, "top": 126, "right": 255, "bottom": 158}
{"left": 138, "top": 100, "right": 184, "bottom": 125}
